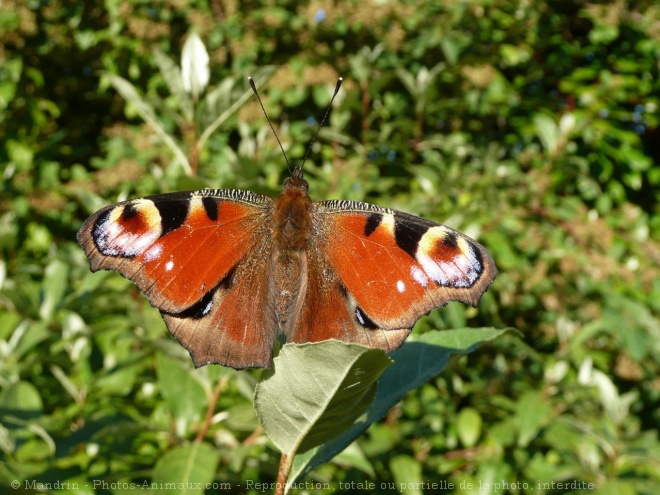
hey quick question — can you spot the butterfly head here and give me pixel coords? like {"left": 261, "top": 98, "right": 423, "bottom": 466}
{"left": 283, "top": 167, "right": 309, "bottom": 193}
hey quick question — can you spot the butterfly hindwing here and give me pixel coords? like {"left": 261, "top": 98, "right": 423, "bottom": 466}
{"left": 286, "top": 243, "right": 411, "bottom": 352}
{"left": 162, "top": 235, "right": 278, "bottom": 368}
{"left": 312, "top": 200, "right": 497, "bottom": 332}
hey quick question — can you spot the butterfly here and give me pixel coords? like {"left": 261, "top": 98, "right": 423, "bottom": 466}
{"left": 77, "top": 80, "right": 497, "bottom": 370}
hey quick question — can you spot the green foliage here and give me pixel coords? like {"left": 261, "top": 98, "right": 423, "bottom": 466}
{"left": 1, "top": 0, "right": 659, "bottom": 494}
{"left": 256, "top": 342, "right": 392, "bottom": 457}
{"left": 288, "top": 329, "right": 507, "bottom": 485}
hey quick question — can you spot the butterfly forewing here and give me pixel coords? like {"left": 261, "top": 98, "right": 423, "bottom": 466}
{"left": 78, "top": 190, "right": 271, "bottom": 311}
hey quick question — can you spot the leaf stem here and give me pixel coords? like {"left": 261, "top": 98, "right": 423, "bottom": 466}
{"left": 275, "top": 453, "right": 293, "bottom": 495}
{"left": 195, "top": 375, "right": 228, "bottom": 442}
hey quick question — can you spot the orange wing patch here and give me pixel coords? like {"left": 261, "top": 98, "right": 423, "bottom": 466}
{"left": 286, "top": 250, "right": 411, "bottom": 353}
{"left": 136, "top": 201, "right": 266, "bottom": 311}
{"left": 163, "top": 241, "right": 277, "bottom": 368}
{"left": 78, "top": 191, "right": 271, "bottom": 313}
{"left": 321, "top": 212, "right": 429, "bottom": 326}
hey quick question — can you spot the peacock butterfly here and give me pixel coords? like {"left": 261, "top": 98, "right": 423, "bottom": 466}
{"left": 77, "top": 78, "right": 497, "bottom": 370}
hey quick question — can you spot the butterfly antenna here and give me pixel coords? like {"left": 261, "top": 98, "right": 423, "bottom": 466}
{"left": 248, "top": 76, "right": 293, "bottom": 174}
{"left": 300, "top": 77, "right": 343, "bottom": 171}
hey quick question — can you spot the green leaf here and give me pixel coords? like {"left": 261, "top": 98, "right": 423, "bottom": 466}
{"left": 153, "top": 48, "right": 194, "bottom": 122}
{"left": 156, "top": 352, "right": 207, "bottom": 437}
{"left": 390, "top": 455, "right": 423, "bottom": 495}
{"left": 196, "top": 65, "right": 276, "bottom": 153}
{"left": 589, "top": 25, "right": 619, "bottom": 45}
{"left": 1, "top": 416, "right": 55, "bottom": 457}
{"left": 396, "top": 68, "right": 418, "bottom": 100}
{"left": 151, "top": 442, "right": 220, "bottom": 495}
{"left": 331, "top": 441, "right": 375, "bottom": 477}
{"left": 199, "top": 77, "right": 235, "bottom": 128}
{"left": 8, "top": 320, "right": 50, "bottom": 360}
{"left": 50, "top": 364, "right": 81, "bottom": 401}
{"left": 597, "top": 479, "right": 637, "bottom": 495}
{"left": 516, "top": 391, "right": 552, "bottom": 446}
{"left": 289, "top": 328, "right": 507, "bottom": 482}
{"left": 39, "top": 259, "right": 68, "bottom": 321}
{"left": 440, "top": 37, "right": 461, "bottom": 64}
{"left": 0, "top": 381, "right": 43, "bottom": 413}
{"left": 181, "top": 32, "right": 210, "bottom": 99}
{"left": 457, "top": 407, "right": 482, "bottom": 447}
{"left": 254, "top": 340, "right": 392, "bottom": 455}
{"left": 533, "top": 113, "right": 558, "bottom": 153}
{"left": 225, "top": 403, "right": 259, "bottom": 431}
{"left": 347, "top": 44, "right": 384, "bottom": 83}
{"left": 500, "top": 43, "right": 531, "bottom": 66}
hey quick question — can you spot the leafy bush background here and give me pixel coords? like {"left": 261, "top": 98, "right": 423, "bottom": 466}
{"left": 1, "top": 1, "right": 659, "bottom": 493}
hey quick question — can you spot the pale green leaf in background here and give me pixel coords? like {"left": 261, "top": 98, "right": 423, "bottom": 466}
{"left": 181, "top": 32, "right": 210, "bottom": 100}
{"left": 533, "top": 113, "right": 559, "bottom": 153}
{"left": 390, "top": 455, "right": 424, "bottom": 495}
{"left": 515, "top": 391, "right": 552, "bottom": 447}
{"left": 151, "top": 442, "right": 220, "bottom": 495}
{"left": 156, "top": 352, "right": 207, "bottom": 438}
{"left": 153, "top": 48, "right": 194, "bottom": 122}
{"left": 196, "top": 66, "right": 276, "bottom": 153}
{"left": 39, "top": 259, "right": 68, "bottom": 321}
{"left": 457, "top": 407, "right": 483, "bottom": 448}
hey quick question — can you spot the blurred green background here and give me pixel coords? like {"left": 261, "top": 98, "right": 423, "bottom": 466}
{"left": 1, "top": 1, "right": 659, "bottom": 494}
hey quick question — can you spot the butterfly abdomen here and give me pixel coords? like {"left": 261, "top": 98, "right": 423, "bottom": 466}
{"left": 270, "top": 178, "right": 314, "bottom": 328}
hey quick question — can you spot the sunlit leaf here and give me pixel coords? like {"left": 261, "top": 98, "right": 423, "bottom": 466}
{"left": 153, "top": 48, "right": 194, "bottom": 122}
{"left": 516, "top": 391, "right": 552, "bottom": 447}
{"left": 255, "top": 340, "right": 392, "bottom": 455}
{"left": 197, "top": 65, "right": 276, "bottom": 152}
{"left": 533, "top": 113, "right": 558, "bottom": 153}
{"left": 181, "top": 32, "right": 210, "bottom": 100}
{"left": 39, "top": 259, "right": 67, "bottom": 321}
{"left": 290, "top": 328, "right": 507, "bottom": 482}
{"left": 156, "top": 352, "right": 207, "bottom": 438}
{"left": 390, "top": 455, "right": 423, "bottom": 495}
{"left": 151, "top": 442, "right": 219, "bottom": 495}
{"left": 457, "top": 407, "right": 482, "bottom": 448}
